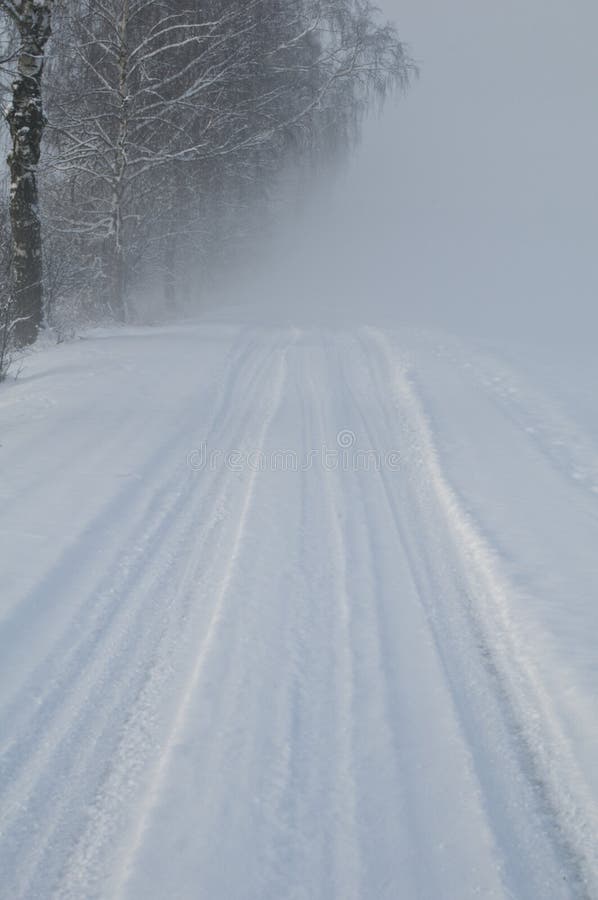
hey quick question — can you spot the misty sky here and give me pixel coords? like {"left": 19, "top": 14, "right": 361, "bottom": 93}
{"left": 291, "top": 0, "right": 598, "bottom": 343}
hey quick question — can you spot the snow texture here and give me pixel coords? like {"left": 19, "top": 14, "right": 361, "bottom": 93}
{"left": 1, "top": 320, "right": 597, "bottom": 898}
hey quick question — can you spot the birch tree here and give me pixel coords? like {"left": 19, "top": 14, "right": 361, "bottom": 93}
{"left": 27, "top": 0, "right": 411, "bottom": 328}
{"left": 0, "top": 0, "right": 54, "bottom": 346}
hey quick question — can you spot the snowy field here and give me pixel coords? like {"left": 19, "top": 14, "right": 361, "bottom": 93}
{"left": 1, "top": 318, "right": 597, "bottom": 898}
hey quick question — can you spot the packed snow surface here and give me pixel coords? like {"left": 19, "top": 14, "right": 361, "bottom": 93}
{"left": 1, "top": 319, "right": 597, "bottom": 899}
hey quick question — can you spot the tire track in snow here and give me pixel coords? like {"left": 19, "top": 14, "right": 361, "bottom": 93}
{"left": 0, "top": 324, "right": 259, "bottom": 718}
{"left": 109, "top": 337, "right": 290, "bottom": 900}
{"left": 0, "top": 329, "right": 288, "bottom": 900}
{"left": 247, "top": 339, "right": 342, "bottom": 900}
{"left": 0, "top": 326, "right": 264, "bottom": 767}
{"left": 2, "top": 329, "right": 277, "bottom": 899}
{"left": 350, "top": 328, "right": 598, "bottom": 899}
{"left": 304, "top": 337, "right": 362, "bottom": 900}
{"left": 326, "top": 334, "right": 429, "bottom": 898}
{"left": 0, "top": 326, "right": 251, "bottom": 597}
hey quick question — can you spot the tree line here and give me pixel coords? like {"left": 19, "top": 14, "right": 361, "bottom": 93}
{"left": 0, "top": 0, "right": 412, "bottom": 354}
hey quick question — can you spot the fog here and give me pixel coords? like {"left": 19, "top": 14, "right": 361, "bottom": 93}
{"left": 238, "top": 0, "right": 598, "bottom": 348}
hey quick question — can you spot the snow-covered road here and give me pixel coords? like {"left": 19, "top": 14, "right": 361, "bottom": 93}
{"left": 1, "top": 321, "right": 597, "bottom": 899}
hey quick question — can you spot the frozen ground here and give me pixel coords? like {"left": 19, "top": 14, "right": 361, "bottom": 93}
{"left": 0, "top": 318, "right": 597, "bottom": 899}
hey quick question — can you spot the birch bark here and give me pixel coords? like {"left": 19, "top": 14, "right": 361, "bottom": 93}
{"left": 2, "top": 0, "right": 53, "bottom": 346}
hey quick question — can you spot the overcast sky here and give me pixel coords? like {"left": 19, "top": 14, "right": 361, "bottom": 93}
{"left": 304, "top": 0, "right": 598, "bottom": 343}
